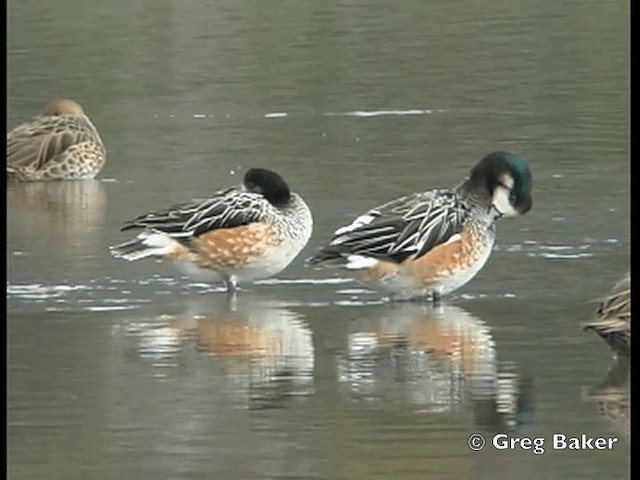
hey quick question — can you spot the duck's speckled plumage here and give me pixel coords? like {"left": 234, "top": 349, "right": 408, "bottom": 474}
{"left": 110, "top": 168, "right": 313, "bottom": 293}
{"left": 7, "top": 99, "right": 106, "bottom": 181}
{"left": 584, "top": 272, "right": 630, "bottom": 357}
{"left": 309, "top": 151, "right": 533, "bottom": 302}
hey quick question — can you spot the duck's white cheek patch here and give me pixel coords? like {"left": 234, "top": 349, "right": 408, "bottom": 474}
{"left": 492, "top": 186, "right": 520, "bottom": 218}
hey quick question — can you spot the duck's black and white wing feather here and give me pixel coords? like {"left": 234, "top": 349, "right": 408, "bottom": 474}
{"left": 310, "top": 190, "right": 467, "bottom": 265}
{"left": 111, "top": 187, "right": 272, "bottom": 261}
{"left": 120, "top": 186, "right": 270, "bottom": 238}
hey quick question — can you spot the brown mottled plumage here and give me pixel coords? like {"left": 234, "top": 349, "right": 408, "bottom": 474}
{"left": 7, "top": 99, "right": 106, "bottom": 181}
{"left": 308, "top": 151, "right": 533, "bottom": 302}
{"left": 110, "top": 168, "right": 313, "bottom": 293}
{"left": 584, "top": 272, "right": 630, "bottom": 357}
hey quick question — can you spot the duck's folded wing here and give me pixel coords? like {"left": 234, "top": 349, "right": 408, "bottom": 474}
{"left": 7, "top": 116, "right": 96, "bottom": 170}
{"left": 120, "top": 188, "right": 269, "bottom": 238}
{"left": 392, "top": 191, "right": 466, "bottom": 259}
{"left": 596, "top": 273, "right": 631, "bottom": 321}
{"left": 317, "top": 190, "right": 465, "bottom": 264}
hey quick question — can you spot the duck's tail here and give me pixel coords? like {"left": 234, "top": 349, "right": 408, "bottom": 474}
{"left": 110, "top": 229, "right": 178, "bottom": 261}
{"left": 307, "top": 246, "right": 383, "bottom": 271}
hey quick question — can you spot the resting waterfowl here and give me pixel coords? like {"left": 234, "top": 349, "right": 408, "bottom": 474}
{"left": 309, "top": 151, "right": 533, "bottom": 302}
{"left": 584, "top": 272, "right": 630, "bottom": 357}
{"left": 110, "top": 168, "right": 313, "bottom": 293}
{"left": 7, "top": 99, "right": 106, "bottom": 181}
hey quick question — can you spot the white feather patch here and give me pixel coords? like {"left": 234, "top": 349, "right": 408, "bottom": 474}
{"left": 119, "top": 231, "right": 176, "bottom": 261}
{"left": 334, "top": 214, "right": 376, "bottom": 236}
{"left": 492, "top": 185, "right": 519, "bottom": 218}
{"left": 345, "top": 255, "right": 379, "bottom": 270}
{"left": 140, "top": 232, "right": 174, "bottom": 251}
{"left": 444, "top": 233, "right": 462, "bottom": 244}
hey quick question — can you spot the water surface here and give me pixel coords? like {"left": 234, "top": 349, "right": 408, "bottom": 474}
{"left": 8, "top": 0, "right": 629, "bottom": 479}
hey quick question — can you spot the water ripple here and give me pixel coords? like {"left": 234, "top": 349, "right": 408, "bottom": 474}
{"left": 496, "top": 238, "right": 624, "bottom": 259}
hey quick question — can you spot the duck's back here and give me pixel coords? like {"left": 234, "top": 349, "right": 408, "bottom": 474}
{"left": 7, "top": 110, "right": 106, "bottom": 181}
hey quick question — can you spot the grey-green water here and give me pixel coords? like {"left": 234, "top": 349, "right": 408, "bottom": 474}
{"left": 7, "top": 1, "right": 629, "bottom": 479}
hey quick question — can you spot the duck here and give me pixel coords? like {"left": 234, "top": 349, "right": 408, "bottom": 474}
{"left": 7, "top": 99, "right": 107, "bottom": 181}
{"left": 584, "top": 272, "right": 630, "bottom": 357}
{"left": 110, "top": 168, "right": 313, "bottom": 293}
{"left": 308, "top": 151, "right": 533, "bottom": 302}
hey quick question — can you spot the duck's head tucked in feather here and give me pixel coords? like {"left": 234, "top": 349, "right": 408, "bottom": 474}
{"left": 243, "top": 168, "right": 291, "bottom": 207}
{"left": 110, "top": 166, "right": 312, "bottom": 293}
{"left": 42, "top": 99, "right": 85, "bottom": 116}
{"left": 468, "top": 151, "right": 533, "bottom": 218}
{"left": 7, "top": 98, "right": 105, "bottom": 181}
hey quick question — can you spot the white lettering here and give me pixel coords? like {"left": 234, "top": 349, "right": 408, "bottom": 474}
{"left": 553, "top": 434, "right": 618, "bottom": 450}
{"left": 554, "top": 434, "right": 567, "bottom": 449}
{"left": 491, "top": 434, "right": 618, "bottom": 454}
{"left": 493, "top": 434, "right": 509, "bottom": 450}
{"left": 492, "top": 434, "right": 545, "bottom": 454}
{"left": 594, "top": 438, "right": 607, "bottom": 449}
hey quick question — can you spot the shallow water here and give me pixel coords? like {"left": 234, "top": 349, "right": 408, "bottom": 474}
{"left": 7, "top": 0, "right": 629, "bottom": 479}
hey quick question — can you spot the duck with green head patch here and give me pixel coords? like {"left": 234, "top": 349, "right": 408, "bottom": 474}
{"left": 308, "top": 151, "right": 533, "bottom": 302}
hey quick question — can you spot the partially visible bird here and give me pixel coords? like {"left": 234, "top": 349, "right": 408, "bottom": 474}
{"left": 308, "top": 151, "right": 533, "bottom": 302}
{"left": 7, "top": 99, "right": 107, "bottom": 181}
{"left": 584, "top": 272, "right": 630, "bottom": 357}
{"left": 110, "top": 168, "right": 313, "bottom": 294}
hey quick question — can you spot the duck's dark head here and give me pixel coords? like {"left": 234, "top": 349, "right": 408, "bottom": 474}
{"left": 243, "top": 168, "right": 291, "bottom": 207}
{"left": 469, "top": 151, "right": 533, "bottom": 218}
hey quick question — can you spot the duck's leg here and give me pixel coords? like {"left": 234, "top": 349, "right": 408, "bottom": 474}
{"left": 225, "top": 277, "right": 238, "bottom": 292}
{"left": 431, "top": 291, "right": 442, "bottom": 306}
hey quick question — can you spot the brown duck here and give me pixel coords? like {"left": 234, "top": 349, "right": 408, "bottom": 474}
{"left": 7, "top": 99, "right": 106, "bottom": 181}
{"left": 584, "top": 272, "right": 630, "bottom": 357}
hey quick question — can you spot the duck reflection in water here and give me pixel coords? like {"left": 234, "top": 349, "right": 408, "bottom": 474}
{"left": 122, "top": 295, "right": 314, "bottom": 409}
{"left": 196, "top": 296, "right": 314, "bottom": 408}
{"left": 337, "top": 302, "right": 534, "bottom": 430}
{"left": 7, "top": 180, "right": 106, "bottom": 255}
{"left": 582, "top": 357, "right": 630, "bottom": 439}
